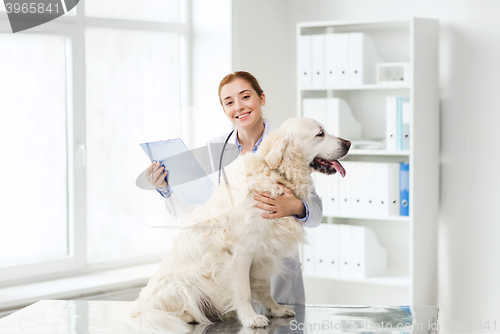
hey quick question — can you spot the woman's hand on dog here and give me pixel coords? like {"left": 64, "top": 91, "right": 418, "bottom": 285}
{"left": 254, "top": 184, "right": 306, "bottom": 219}
{"left": 146, "top": 161, "right": 168, "bottom": 188}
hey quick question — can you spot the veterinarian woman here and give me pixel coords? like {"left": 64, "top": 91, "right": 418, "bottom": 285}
{"left": 145, "top": 71, "right": 322, "bottom": 305}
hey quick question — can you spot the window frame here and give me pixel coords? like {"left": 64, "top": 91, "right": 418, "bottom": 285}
{"left": 0, "top": 0, "right": 191, "bottom": 287}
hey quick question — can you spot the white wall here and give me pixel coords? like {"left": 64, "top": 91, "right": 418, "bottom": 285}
{"left": 231, "top": 0, "right": 293, "bottom": 128}
{"left": 232, "top": 0, "right": 500, "bottom": 331}
{"left": 191, "top": 0, "right": 233, "bottom": 148}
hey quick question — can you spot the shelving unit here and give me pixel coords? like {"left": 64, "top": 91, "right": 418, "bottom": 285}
{"left": 348, "top": 149, "right": 410, "bottom": 156}
{"left": 306, "top": 273, "right": 410, "bottom": 288}
{"left": 297, "top": 18, "right": 439, "bottom": 306}
{"left": 302, "top": 83, "right": 410, "bottom": 91}
{"left": 328, "top": 214, "right": 410, "bottom": 222}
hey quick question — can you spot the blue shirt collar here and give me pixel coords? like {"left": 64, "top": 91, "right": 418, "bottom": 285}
{"left": 235, "top": 119, "right": 269, "bottom": 154}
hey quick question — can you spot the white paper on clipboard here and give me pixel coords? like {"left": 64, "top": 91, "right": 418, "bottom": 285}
{"left": 140, "top": 139, "right": 214, "bottom": 206}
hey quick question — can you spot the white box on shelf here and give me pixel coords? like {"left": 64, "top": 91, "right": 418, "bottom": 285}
{"left": 298, "top": 35, "right": 312, "bottom": 88}
{"left": 351, "top": 225, "right": 387, "bottom": 278}
{"left": 377, "top": 62, "right": 410, "bottom": 85}
{"left": 303, "top": 98, "right": 327, "bottom": 127}
{"left": 311, "top": 34, "right": 326, "bottom": 87}
{"left": 326, "top": 98, "right": 362, "bottom": 140}
{"left": 325, "top": 33, "right": 350, "bottom": 86}
{"left": 349, "top": 32, "right": 383, "bottom": 85}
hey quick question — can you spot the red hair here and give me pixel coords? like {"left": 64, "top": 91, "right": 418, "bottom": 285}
{"left": 218, "top": 71, "right": 264, "bottom": 105}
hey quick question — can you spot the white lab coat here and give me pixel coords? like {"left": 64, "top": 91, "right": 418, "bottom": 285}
{"left": 160, "top": 119, "right": 322, "bottom": 304}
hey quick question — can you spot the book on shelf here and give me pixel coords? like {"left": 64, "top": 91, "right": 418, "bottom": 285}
{"left": 302, "top": 224, "right": 387, "bottom": 279}
{"left": 386, "top": 96, "right": 410, "bottom": 151}
{"left": 400, "top": 162, "right": 410, "bottom": 216}
{"left": 314, "top": 162, "right": 407, "bottom": 217}
{"left": 299, "top": 32, "right": 383, "bottom": 88}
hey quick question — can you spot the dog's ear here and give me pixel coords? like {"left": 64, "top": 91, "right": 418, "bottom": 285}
{"left": 263, "top": 130, "right": 290, "bottom": 170}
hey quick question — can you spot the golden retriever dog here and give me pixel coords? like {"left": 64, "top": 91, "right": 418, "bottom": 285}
{"left": 129, "top": 117, "right": 350, "bottom": 333}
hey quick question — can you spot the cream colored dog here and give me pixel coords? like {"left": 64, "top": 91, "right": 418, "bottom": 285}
{"left": 129, "top": 117, "right": 350, "bottom": 333}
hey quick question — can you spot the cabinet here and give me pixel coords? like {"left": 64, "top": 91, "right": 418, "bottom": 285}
{"left": 297, "top": 18, "right": 439, "bottom": 305}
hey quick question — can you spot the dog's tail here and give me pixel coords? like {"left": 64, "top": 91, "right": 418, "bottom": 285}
{"left": 128, "top": 300, "right": 192, "bottom": 334}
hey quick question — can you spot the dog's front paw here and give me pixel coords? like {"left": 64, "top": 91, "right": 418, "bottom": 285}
{"left": 269, "top": 305, "right": 295, "bottom": 318}
{"left": 241, "top": 315, "right": 269, "bottom": 328}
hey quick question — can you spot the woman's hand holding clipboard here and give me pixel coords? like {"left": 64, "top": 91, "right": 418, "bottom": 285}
{"left": 139, "top": 139, "right": 214, "bottom": 206}
{"left": 146, "top": 161, "right": 168, "bottom": 188}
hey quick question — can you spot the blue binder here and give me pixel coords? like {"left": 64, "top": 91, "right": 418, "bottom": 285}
{"left": 400, "top": 162, "right": 409, "bottom": 216}
{"left": 140, "top": 139, "right": 214, "bottom": 206}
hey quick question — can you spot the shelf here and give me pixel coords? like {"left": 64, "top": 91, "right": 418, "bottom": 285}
{"left": 298, "top": 19, "right": 409, "bottom": 30}
{"left": 347, "top": 149, "right": 411, "bottom": 156}
{"left": 304, "top": 274, "right": 410, "bottom": 288}
{"left": 300, "top": 83, "right": 410, "bottom": 91}
{"left": 325, "top": 214, "right": 410, "bottom": 222}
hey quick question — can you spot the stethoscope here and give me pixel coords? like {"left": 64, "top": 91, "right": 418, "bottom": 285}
{"left": 218, "top": 129, "right": 235, "bottom": 186}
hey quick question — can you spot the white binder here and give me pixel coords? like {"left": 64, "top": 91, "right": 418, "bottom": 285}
{"left": 349, "top": 32, "right": 383, "bottom": 85}
{"left": 338, "top": 161, "right": 352, "bottom": 216}
{"left": 351, "top": 225, "right": 387, "bottom": 278}
{"left": 325, "top": 224, "right": 341, "bottom": 278}
{"left": 386, "top": 97, "right": 398, "bottom": 151}
{"left": 325, "top": 173, "right": 341, "bottom": 216}
{"left": 302, "top": 98, "right": 327, "bottom": 126}
{"left": 325, "top": 98, "right": 362, "bottom": 140}
{"left": 339, "top": 224, "right": 352, "bottom": 278}
{"left": 313, "top": 173, "right": 336, "bottom": 217}
{"left": 362, "top": 162, "right": 378, "bottom": 217}
{"left": 311, "top": 34, "right": 326, "bottom": 87}
{"left": 350, "top": 162, "right": 367, "bottom": 217}
{"left": 298, "top": 35, "right": 312, "bottom": 88}
{"left": 315, "top": 224, "right": 330, "bottom": 276}
{"left": 325, "top": 33, "right": 350, "bottom": 86}
{"left": 301, "top": 233, "right": 315, "bottom": 276}
{"left": 402, "top": 98, "right": 411, "bottom": 150}
{"left": 374, "top": 162, "right": 400, "bottom": 217}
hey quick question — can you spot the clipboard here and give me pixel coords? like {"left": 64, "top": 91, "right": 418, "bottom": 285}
{"left": 140, "top": 139, "right": 214, "bottom": 205}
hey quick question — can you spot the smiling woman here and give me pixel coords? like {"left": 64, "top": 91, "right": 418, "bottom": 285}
{"left": 218, "top": 73, "right": 266, "bottom": 154}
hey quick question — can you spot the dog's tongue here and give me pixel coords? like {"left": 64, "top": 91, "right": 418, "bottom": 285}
{"left": 332, "top": 161, "right": 346, "bottom": 178}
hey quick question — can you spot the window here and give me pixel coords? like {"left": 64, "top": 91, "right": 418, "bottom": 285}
{"left": 85, "top": 28, "right": 181, "bottom": 262}
{"left": 85, "top": 0, "right": 181, "bottom": 22}
{"left": 0, "top": 34, "right": 68, "bottom": 268}
{"left": 0, "top": 0, "right": 189, "bottom": 284}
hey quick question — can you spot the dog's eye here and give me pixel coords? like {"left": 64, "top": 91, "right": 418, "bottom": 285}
{"left": 316, "top": 131, "right": 324, "bottom": 137}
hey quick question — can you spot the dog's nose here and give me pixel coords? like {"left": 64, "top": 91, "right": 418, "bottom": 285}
{"left": 344, "top": 140, "right": 351, "bottom": 149}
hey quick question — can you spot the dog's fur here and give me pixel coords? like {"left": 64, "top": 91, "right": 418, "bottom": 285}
{"left": 129, "top": 117, "right": 350, "bottom": 333}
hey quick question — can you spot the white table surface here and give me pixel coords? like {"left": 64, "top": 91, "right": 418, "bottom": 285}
{"left": 0, "top": 300, "right": 438, "bottom": 334}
